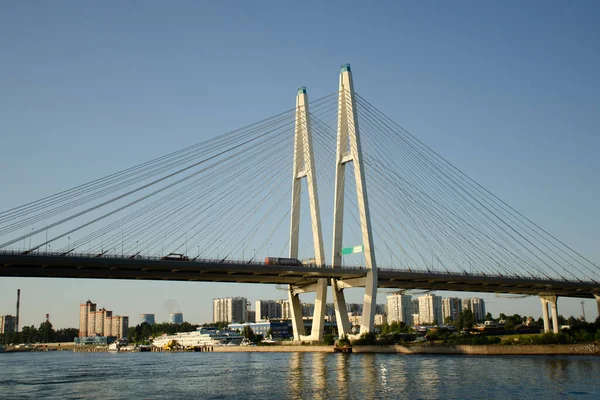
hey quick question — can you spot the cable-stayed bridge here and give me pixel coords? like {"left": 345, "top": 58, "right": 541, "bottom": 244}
{"left": 1, "top": 65, "right": 598, "bottom": 340}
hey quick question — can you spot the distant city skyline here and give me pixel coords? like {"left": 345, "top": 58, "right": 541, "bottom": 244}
{"left": 1, "top": 2, "right": 599, "bottom": 328}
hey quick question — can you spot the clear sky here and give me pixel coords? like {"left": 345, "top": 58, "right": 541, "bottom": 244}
{"left": 1, "top": 1, "right": 599, "bottom": 328}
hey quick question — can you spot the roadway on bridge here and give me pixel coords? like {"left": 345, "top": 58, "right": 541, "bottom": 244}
{"left": 1, "top": 252, "right": 597, "bottom": 299}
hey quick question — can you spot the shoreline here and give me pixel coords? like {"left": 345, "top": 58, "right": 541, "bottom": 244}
{"left": 213, "top": 343, "right": 600, "bottom": 355}
{"left": 3, "top": 342, "right": 599, "bottom": 355}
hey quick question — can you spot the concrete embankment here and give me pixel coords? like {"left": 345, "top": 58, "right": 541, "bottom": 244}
{"left": 213, "top": 345, "right": 333, "bottom": 353}
{"left": 351, "top": 343, "right": 600, "bottom": 355}
{"left": 214, "top": 343, "right": 600, "bottom": 355}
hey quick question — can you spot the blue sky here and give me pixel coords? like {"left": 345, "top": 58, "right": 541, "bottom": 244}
{"left": 1, "top": 1, "right": 599, "bottom": 328}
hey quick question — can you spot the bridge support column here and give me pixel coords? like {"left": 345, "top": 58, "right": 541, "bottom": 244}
{"left": 288, "top": 86, "right": 327, "bottom": 342}
{"left": 331, "top": 280, "right": 351, "bottom": 337}
{"left": 331, "top": 64, "right": 378, "bottom": 337}
{"left": 540, "top": 295, "right": 558, "bottom": 333}
{"left": 595, "top": 294, "right": 600, "bottom": 319}
{"left": 288, "top": 289, "right": 305, "bottom": 341}
{"left": 551, "top": 298, "right": 559, "bottom": 333}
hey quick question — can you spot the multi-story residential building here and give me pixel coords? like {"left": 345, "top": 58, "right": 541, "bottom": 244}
{"left": 418, "top": 294, "right": 443, "bottom": 325}
{"left": 442, "top": 297, "right": 463, "bottom": 322}
{"left": 109, "top": 315, "right": 129, "bottom": 339}
{"left": 374, "top": 314, "right": 387, "bottom": 326}
{"left": 412, "top": 313, "right": 421, "bottom": 326}
{"left": 387, "top": 294, "right": 413, "bottom": 324}
{"left": 79, "top": 300, "right": 127, "bottom": 338}
{"left": 247, "top": 310, "right": 256, "bottom": 323}
{"left": 0, "top": 315, "right": 16, "bottom": 334}
{"left": 255, "top": 300, "right": 282, "bottom": 321}
{"left": 459, "top": 297, "right": 486, "bottom": 322}
{"left": 325, "top": 303, "right": 336, "bottom": 322}
{"left": 79, "top": 300, "right": 96, "bottom": 338}
{"left": 301, "top": 303, "right": 314, "bottom": 318}
{"left": 87, "top": 312, "right": 96, "bottom": 337}
{"left": 412, "top": 299, "right": 419, "bottom": 316}
{"left": 462, "top": 298, "right": 472, "bottom": 312}
{"left": 347, "top": 303, "right": 363, "bottom": 316}
{"left": 92, "top": 308, "right": 112, "bottom": 337}
{"left": 470, "top": 298, "right": 486, "bottom": 322}
{"left": 213, "top": 297, "right": 247, "bottom": 323}
{"left": 277, "top": 299, "right": 290, "bottom": 319}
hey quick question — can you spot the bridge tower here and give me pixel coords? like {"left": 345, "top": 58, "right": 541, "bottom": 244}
{"left": 331, "top": 64, "right": 378, "bottom": 336}
{"left": 288, "top": 87, "right": 328, "bottom": 341}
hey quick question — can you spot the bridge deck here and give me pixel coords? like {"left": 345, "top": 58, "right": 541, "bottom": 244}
{"left": 0, "top": 253, "right": 597, "bottom": 299}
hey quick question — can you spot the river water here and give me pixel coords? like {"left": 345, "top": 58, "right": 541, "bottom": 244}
{"left": 1, "top": 352, "right": 599, "bottom": 399}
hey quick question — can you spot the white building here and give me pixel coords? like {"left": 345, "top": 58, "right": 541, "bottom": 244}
{"left": 470, "top": 298, "right": 486, "bottom": 322}
{"left": 255, "top": 300, "right": 282, "bottom": 322}
{"left": 387, "top": 294, "right": 413, "bottom": 324}
{"left": 460, "top": 297, "right": 486, "bottom": 322}
{"left": 277, "top": 299, "right": 290, "bottom": 319}
{"left": 213, "top": 297, "right": 247, "bottom": 323}
{"left": 442, "top": 297, "right": 462, "bottom": 322}
{"left": 374, "top": 314, "right": 387, "bottom": 326}
{"left": 418, "top": 294, "right": 443, "bottom": 325}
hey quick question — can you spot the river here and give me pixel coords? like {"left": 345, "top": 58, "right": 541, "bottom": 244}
{"left": 1, "top": 352, "right": 599, "bottom": 399}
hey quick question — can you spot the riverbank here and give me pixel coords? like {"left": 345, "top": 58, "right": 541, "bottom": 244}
{"left": 3, "top": 342, "right": 599, "bottom": 355}
{"left": 3, "top": 342, "right": 75, "bottom": 352}
{"left": 211, "top": 343, "right": 600, "bottom": 355}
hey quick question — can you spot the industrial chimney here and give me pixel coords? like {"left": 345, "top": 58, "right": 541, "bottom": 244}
{"left": 16, "top": 289, "right": 21, "bottom": 333}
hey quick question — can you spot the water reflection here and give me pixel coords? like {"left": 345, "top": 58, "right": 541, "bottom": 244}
{"left": 361, "top": 354, "right": 379, "bottom": 399}
{"left": 312, "top": 353, "right": 328, "bottom": 399}
{"left": 288, "top": 352, "right": 304, "bottom": 398}
{"left": 417, "top": 357, "right": 440, "bottom": 398}
{"left": 545, "top": 357, "right": 569, "bottom": 382}
{"left": 336, "top": 354, "right": 351, "bottom": 398}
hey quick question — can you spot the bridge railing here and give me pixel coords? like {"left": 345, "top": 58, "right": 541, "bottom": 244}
{"left": 2, "top": 249, "right": 590, "bottom": 283}
{"left": 0, "top": 249, "right": 370, "bottom": 272}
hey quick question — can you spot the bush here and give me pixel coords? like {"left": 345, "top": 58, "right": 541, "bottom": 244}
{"left": 443, "top": 334, "right": 501, "bottom": 346}
{"left": 337, "top": 335, "right": 351, "bottom": 347}
{"left": 352, "top": 332, "right": 377, "bottom": 346}
{"left": 323, "top": 334, "right": 335, "bottom": 346}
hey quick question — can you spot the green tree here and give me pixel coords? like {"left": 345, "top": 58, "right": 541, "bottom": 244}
{"left": 39, "top": 321, "right": 56, "bottom": 343}
{"left": 455, "top": 310, "right": 475, "bottom": 330}
{"left": 242, "top": 325, "right": 255, "bottom": 341}
{"left": 55, "top": 328, "right": 79, "bottom": 342}
{"left": 485, "top": 312, "right": 493, "bottom": 322}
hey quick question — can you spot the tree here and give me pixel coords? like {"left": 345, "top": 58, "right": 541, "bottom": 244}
{"left": 454, "top": 310, "right": 475, "bottom": 330}
{"left": 485, "top": 312, "right": 493, "bottom": 322}
{"left": 444, "top": 316, "right": 453, "bottom": 325}
{"left": 39, "top": 321, "right": 56, "bottom": 343}
{"left": 242, "top": 325, "right": 255, "bottom": 341}
{"left": 55, "top": 328, "right": 79, "bottom": 342}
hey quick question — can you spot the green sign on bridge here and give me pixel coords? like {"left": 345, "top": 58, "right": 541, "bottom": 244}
{"left": 340, "top": 245, "right": 364, "bottom": 255}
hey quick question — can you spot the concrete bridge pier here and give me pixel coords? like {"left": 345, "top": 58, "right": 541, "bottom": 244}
{"left": 539, "top": 295, "right": 559, "bottom": 333}
{"left": 595, "top": 294, "right": 600, "bottom": 319}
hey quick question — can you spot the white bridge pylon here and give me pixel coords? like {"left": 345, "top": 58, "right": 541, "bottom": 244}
{"left": 288, "top": 64, "right": 378, "bottom": 341}
{"left": 288, "top": 86, "right": 327, "bottom": 341}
